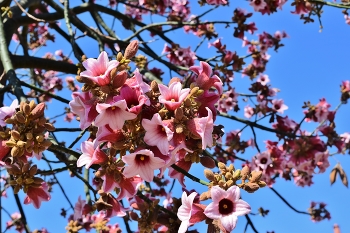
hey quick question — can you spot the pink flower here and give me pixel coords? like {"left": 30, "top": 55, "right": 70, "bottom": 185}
{"left": 206, "top": 0, "right": 227, "bottom": 5}
{"left": 24, "top": 182, "right": 51, "bottom": 209}
{"left": 254, "top": 151, "right": 272, "bottom": 170}
{"left": 94, "top": 125, "right": 125, "bottom": 148}
{"left": 105, "top": 194, "right": 127, "bottom": 218}
{"left": 74, "top": 196, "right": 86, "bottom": 220}
{"left": 118, "top": 84, "right": 150, "bottom": 114}
{"left": 272, "top": 99, "right": 288, "bottom": 114}
{"left": 177, "top": 191, "right": 197, "bottom": 233}
{"left": 80, "top": 51, "right": 119, "bottom": 86}
{"left": 158, "top": 82, "right": 190, "bottom": 111}
{"left": 94, "top": 99, "right": 137, "bottom": 130}
{"left": 122, "top": 149, "right": 165, "bottom": 182}
{"left": 125, "top": 69, "right": 151, "bottom": 94}
{"left": 69, "top": 92, "right": 98, "bottom": 130}
{"left": 250, "top": 0, "right": 267, "bottom": 12}
{"left": 0, "top": 99, "right": 18, "bottom": 126}
{"left": 190, "top": 61, "right": 223, "bottom": 95}
{"left": 77, "top": 141, "right": 108, "bottom": 169}
{"left": 142, "top": 114, "right": 174, "bottom": 155}
{"left": 204, "top": 186, "right": 251, "bottom": 232}
{"left": 187, "top": 107, "right": 214, "bottom": 149}
{"left": 244, "top": 105, "right": 255, "bottom": 119}
{"left": 257, "top": 74, "right": 270, "bottom": 85}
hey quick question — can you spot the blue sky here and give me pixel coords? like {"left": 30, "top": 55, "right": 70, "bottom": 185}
{"left": 2, "top": 0, "right": 350, "bottom": 233}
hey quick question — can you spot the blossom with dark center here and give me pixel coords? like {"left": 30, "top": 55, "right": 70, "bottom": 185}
{"left": 204, "top": 186, "right": 251, "bottom": 232}
{"left": 94, "top": 99, "right": 137, "bottom": 130}
{"left": 142, "top": 113, "right": 174, "bottom": 155}
{"left": 122, "top": 149, "right": 165, "bottom": 182}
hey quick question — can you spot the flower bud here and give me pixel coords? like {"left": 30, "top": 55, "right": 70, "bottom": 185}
{"left": 124, "top": 40, "right": 139, "bottom": 59}
{"left": 241, "top": 166, "right": 250, "bottom": 181}
{"left": 30, "top": 103, "right": 45, "bottom": 120}
{"left": 243, "top": 182, "right": 260, "bottom": 193}
{"left": 204, "top": 169, "right": 215, "bottom": 181}
{"left": 44, "top": 123, "right": 56, "bottom": 131}
{"left": 218, "top": 162, "right": 226, "bottom": 170}
{"left": 250, "top": 170, "right": 262, "bottom": 183}
{"left": 200, "top": 156, "right": 216, "bottom": 169}
{"left": 11, "top": 130, "right": 21, "bottom": 141}
{"left": 15, "top": 112, "right": 26, "bottom": 124}
{"left": 112, "top": 70, "right": 127, "bottom": 89}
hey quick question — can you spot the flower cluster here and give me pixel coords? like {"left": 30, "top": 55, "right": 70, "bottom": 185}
{"left": 69, "top": 41, "right": 224, "bottom": 227}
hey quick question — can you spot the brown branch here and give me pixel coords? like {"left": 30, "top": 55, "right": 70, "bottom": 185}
{"left": 11, "top": 55, "right": 78, "bottom": 74}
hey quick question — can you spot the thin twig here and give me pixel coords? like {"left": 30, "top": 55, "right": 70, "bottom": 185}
{"left": 171, "top": 164, "right": 209, "bottom": 186}
{"left": 245, "top": 214, "right": 258, "bottom": 233}
{"left": 13, "top": 0, "right": 45, "bottom": 22}
{"left": 269, "top": 187, "right": 310, "bottom": 215}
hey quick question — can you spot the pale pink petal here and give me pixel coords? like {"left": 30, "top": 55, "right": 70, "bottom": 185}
{"left": 234, "top": 200, "right": 251, "bottom": 216}
{"left": 221, "top": 214, "right": 238, "bottom": 232}
{"left": 203, "top": 202, "right": 221, "bottom": 219}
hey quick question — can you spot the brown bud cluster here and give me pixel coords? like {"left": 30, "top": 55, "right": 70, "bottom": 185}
{"left": 1, "top": 101, "right": 54, "bottom": 158}
{"left": 201, "top": 163, "right": 266, "bottom": 201}
{"left": 7, "top": 161, "right": 43, "bottom": 194}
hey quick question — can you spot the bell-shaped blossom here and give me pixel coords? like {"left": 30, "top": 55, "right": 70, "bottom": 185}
{"left": 190, "top": 61, "right": 223, "bottom": 95}
{"left": 187, "top": 107, "right": 214, "bottom": 149}
{"left": 168, "top": 158, "right": 192, "bottom": 188}
{"left": 69, "top": 92, "right": 98, "bottom": 130}
{"left": 116, "top": 175, "right": 142, "bottom": 200}
{"left": 105, "top": 194, "right": 127, "bottom": 218}
{"left": 196, "top": 90, "right": 220, "bottom": 120}
{"left": 254, "top": 151, "right": 272, "bottom": 171}
{"left": 118, "top": 84, "right": 150, "bottom": 114}
{"left": 77, "top": 141, "right": 108, "bottom": 169}
{"left": 272, "top": 99, "right": 288, "bottom": 114}
{"left": 94, "top": 125, "right": 125, "bottom": 148}
{"left": 178, "top": 192, "right": 197, "bottom": 233}
{"left": 24, "top": 182, "right": 51, "bottom": 209}
{"left": 80, "top": 51, "right": 119, "bottom": 86}
{"left": 74, "top": 196, "right": 86, "bottom": 220}
{"left": 125, "top": 69, "right": 151, "bottom": 94}
{"left": 94, "top": 99, "right": 137, "bottom": 130}
{"left": 0, "top": 139, "right": 10, "bottom": 161}
{"left": 122, "top": 149, "right": 165, "bottom": 182}
{"left": 102, "top": 171, "right": 118, "bottom": 193}
{"left": 158, "top": 82, "right": 190, "bottom": 111}
{"left": 204, "top": 186, "right": 251, "bottom": 232}
{"left": 0, "top": 99, "right": 18, "bottom": 126}
{"left": 142, "top": 114, "right": 174, "bottom": 154}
